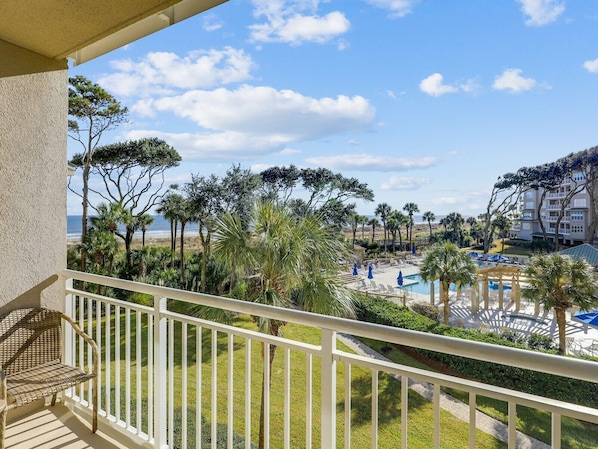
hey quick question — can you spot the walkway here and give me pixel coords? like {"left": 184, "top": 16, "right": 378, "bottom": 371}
{"left": 338, "top": 333, "right": 550, "bottom": 449}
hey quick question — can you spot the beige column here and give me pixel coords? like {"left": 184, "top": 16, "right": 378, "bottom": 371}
{"left": 430, "top": 282, "right": 435, "bottom": 305}
{"left": 471, "top": 281, "right": 480, "bottom": 314}
{"left": 482, "top": 279, "right": 489, "bottom": 310}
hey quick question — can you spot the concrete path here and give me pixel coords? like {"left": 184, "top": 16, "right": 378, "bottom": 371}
{"left": 337, "top": 333, "right": 551, "bottom": 449}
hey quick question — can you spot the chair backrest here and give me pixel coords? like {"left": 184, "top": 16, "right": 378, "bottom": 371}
{"left": 0, "top": 308, "right": 62, "bottom": 375}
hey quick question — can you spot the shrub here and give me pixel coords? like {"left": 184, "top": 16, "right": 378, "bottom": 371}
{"left": 354, "top": 295, "right": 598, "bottom": 408}
{"left": 410, "top": 302, "right": 441, "bottom": 323}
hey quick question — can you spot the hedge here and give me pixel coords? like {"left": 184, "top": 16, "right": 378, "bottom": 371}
{"left": 355, "top": 294, "right": 598, "bottom": 408}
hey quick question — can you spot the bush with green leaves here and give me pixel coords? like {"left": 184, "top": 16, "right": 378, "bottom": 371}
{"left": 354, "top": 294, "right": 598, "bottom": 408}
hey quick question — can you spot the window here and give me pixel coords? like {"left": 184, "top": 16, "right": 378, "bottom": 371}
{"left": 571, "top": 225, "right": 584, "bottom": 233}
{"left": 572, "top": 172, "right": 586, "bottom": 182}
{"left": 571, "top": 211, "right": 584, "bottom": 220}
{"left": 573, "top": 198, "right": 587, "bottom": 208}
{"left": 525, "top": 201, "right": 534, "bottom": 209}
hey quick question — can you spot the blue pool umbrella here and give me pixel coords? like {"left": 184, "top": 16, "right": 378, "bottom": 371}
{"left": 367, "top": 265, "right": 374, "bottom": 279}
{"left": 574, "top": 310, "right": 598, "bottom": 327}
{"left": 352, "top": 262, "right": 358, "bottom": 276}
{"left": 397, "top": 270, "right": 403, "bottom": 286}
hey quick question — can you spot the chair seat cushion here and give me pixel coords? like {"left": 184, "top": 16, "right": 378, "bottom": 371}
{"left": 6, "top": 360, "right": 94, "bottom": 408}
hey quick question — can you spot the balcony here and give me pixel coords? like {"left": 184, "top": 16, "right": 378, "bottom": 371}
{"left": 5, "top": 269, "right": 598, "bottom": 449}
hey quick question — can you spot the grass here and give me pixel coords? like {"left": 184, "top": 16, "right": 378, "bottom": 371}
{"left": 88, "top": 311, "right": 506, "bottom": 448}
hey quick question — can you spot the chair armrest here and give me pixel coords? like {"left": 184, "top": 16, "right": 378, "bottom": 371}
{"left": 60, "top": 313, "right": 99, "bottom": 378}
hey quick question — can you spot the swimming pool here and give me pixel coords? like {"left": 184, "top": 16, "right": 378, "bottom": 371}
{"left": 402, "top": 274, "right": 456, "bottom": 295}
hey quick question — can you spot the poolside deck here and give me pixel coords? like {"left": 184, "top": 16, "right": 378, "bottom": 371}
{"left": 346, "top": 259, "right": 598, "bottom": 357}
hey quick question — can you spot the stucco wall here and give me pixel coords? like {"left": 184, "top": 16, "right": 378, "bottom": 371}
{"left": 0, "top": 68, "right": 67, "bottom": 313}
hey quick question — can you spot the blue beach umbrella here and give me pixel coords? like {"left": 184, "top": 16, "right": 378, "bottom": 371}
{"left": 352, "top": 262, "right": 358, "bottom": 276}
{"left": 367, "top": 265, "right": 374, "bottom": 279}
{"left": 397, "top": 270, "right": 403, "bottom": 286}
{"left": 574, "top": 310, "right": 598, "bottom": 327}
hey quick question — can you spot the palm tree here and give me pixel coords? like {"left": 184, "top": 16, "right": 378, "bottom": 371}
{"left": 403, "top": 202, "right": 419, "bottom": 250}
{"left": 138, "top": 214, "right": 154, "bottom": 247}
{"left": 157, "top": 192, "right": 184, "bottom": 268}
{"left": 419, "top": 243, "right": 477, "bottom": 324}
{"left": 522, "top": 253, "right": 598, "bottom": 355}
{"left": 359, "top": 215, "right": 368, "bottom": 240}
{"left": 368, "top": 217, "right": 380, "bottom": 243}
{"left": 375, "top": 202, "right": 392, "bottom": 254}
{"left": 422, "top": 211, "right": 435, "bottom": 240}
{"left": 176, "top": 198, "right": 197, "bottom": 285}
{"left": 212, "top": 202, "right": 355, "bottom": 449}
{"left": 350, "top": 212, "right": 359, "bottom": 248}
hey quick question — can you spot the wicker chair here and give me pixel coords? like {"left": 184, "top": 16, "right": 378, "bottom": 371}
{"left": 0, "top": 308, "right": 98, "bottom": 447}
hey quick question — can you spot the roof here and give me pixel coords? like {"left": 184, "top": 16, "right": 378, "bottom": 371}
{"left": 559, "top": 243, "right": 598, "bottom": 265}
{"left": 1, "top": 0, "right": 226, "bottom": 77}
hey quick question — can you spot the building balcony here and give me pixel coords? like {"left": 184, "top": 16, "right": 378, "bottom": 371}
{"left": 5, "top": 269, "right": 598, "bottom": 449}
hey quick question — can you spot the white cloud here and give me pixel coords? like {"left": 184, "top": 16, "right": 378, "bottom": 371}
{"left": 364, "top": 0, "right": 418, "bottom": 18}
{"left": 279, "top": 148, "right": 301, "bottom": 155}
{"left": 123, "top": 86, "right": 375, "bottom": 161}
{"left": 583, "top": 58, "right": 598, "bottom": 73}
{"left": 419, "top": 73, "right": 458, "bottom": 97}
{"left": 380, "top": 176, "right": 431, "bottom": 191}
{"left": 249, "top": 1, "right": 350, "bottom": 45}
{"left": 492, "top": 68, "right": 537, "bottom": 92}
{"left": 516, "top": 0, "right": 565, "bottom": 26}
{"left": 250, "top": 164, "right": 274, "bottom": 172}
{"left": 201, "top": 13, "right": 223, "bottom": 31}
{"left": 304, "top": 154, "right": 438, "bottom": 171}
{"left": 98, "top": 47, "right": 255, "bottom": 97}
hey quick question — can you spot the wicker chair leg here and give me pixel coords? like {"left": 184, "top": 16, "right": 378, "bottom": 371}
{"left": 0, "top": 370, "right": 7, "bottom": 449}
{"left": 92, "top": 378, "right": 98, "bottom": 433}
{"left": 51, "top": 393, "right": 58, "bottom": 406}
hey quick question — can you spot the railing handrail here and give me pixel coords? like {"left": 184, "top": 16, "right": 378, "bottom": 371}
{"left": 62, "top": 269, "right": 598, "bottom": 384}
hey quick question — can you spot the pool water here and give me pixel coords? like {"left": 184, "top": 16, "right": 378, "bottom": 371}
{"left": 402, "top": 275, "right": 456, "bottom": 295}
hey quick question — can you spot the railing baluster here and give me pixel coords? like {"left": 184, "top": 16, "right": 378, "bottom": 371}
{"left": 320, "top": 329, "right": 336, "bottom": 449}
{"left": 371, "top": 369, "right": 378, "bottom": 449}
{"left": 115, "top": 305, "right": 121, "bottom": 424}
{"left": 306, "top": 353, "right": 313, "bottom": 449}
{"left": 125, "top": 308, "right": 131, "bottom": 427}
{"left": 433, "top": 383, "right": 440, "bottom": 449}
{"left": 136, "top": 311, "right": 142, "bottom": 434}
{"left": 105, "top": 303, "right": 111, "bottom": 420}
{"left": 264, "top": 342, "right": 270, "bottom": 449}
{"left": 182, "top": 322, "right": 188, "bottom": 449}
{"left": 469, "top": 392, "right": 476, "bottom": 449}
{"left": 211, "top": 329, "right": 218, "bottom": 449}
{"left": 284, "top": 347, "right": 290, "bottom": 449}
{"left": 168, "top": 318, "right": 175, "bottom": 447}
{"left": 401, "top": 375, "right": 408, "bottom": 449}
{"left": 552, "top": 412, "right": 562, "bottom": 449}
{"left": 228, "top": 334, "right": 234, "bottom": 449}
{"left": 154, "top": 296, "right": 167, "bottom": 449}
{"left": 245, "top": 338, "right": 252, "bottom": 449}
{"left": 196, "top": 325, "right": 202, "bottom": 449}
{"left": 148, "top": 313, "right": 154, "bottom": 442}
{"left": 344, "top": 363, "right": 352, "bottom": 449}
{"left": 508, "top": 401, "right": 517, "bottom": 448}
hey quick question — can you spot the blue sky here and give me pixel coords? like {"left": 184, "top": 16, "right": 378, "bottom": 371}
{"left": 67, "top": 0, "right": 598, "bottom": 218}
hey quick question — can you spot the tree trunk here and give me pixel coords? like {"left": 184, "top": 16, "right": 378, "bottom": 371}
{"left": 80, "top": 164, "right": 90, "bottom": 272}
{"left": 259, "top": 339, "right": 278, "bottom": 449}
{"left": 180, "top": 220, "right": 186, "bottom": 285}
{"left": 442, "top": 280, "right": 451, "bottom": 325}
{"left": 555, "top": 307, "right": 567, "bottom": 355}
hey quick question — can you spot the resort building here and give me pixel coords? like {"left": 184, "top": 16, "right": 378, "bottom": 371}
{"left": 1, "top": 3, "right": 597, "bottom": 449}
{"left": 510, "top": 172, "right": 595, "bottom": 247}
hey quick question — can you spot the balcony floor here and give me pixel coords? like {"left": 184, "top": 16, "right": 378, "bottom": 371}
{"left": 5, "top": 404, "right": 128, "bottom": 449}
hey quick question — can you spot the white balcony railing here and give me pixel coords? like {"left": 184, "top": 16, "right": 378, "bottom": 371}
{"left": 61, "top": 270, "right": 598, "bottom": 449}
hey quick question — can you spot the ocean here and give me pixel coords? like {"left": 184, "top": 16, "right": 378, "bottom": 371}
{"left": 67, "top": 215, "right": 200, "bottom": 241}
